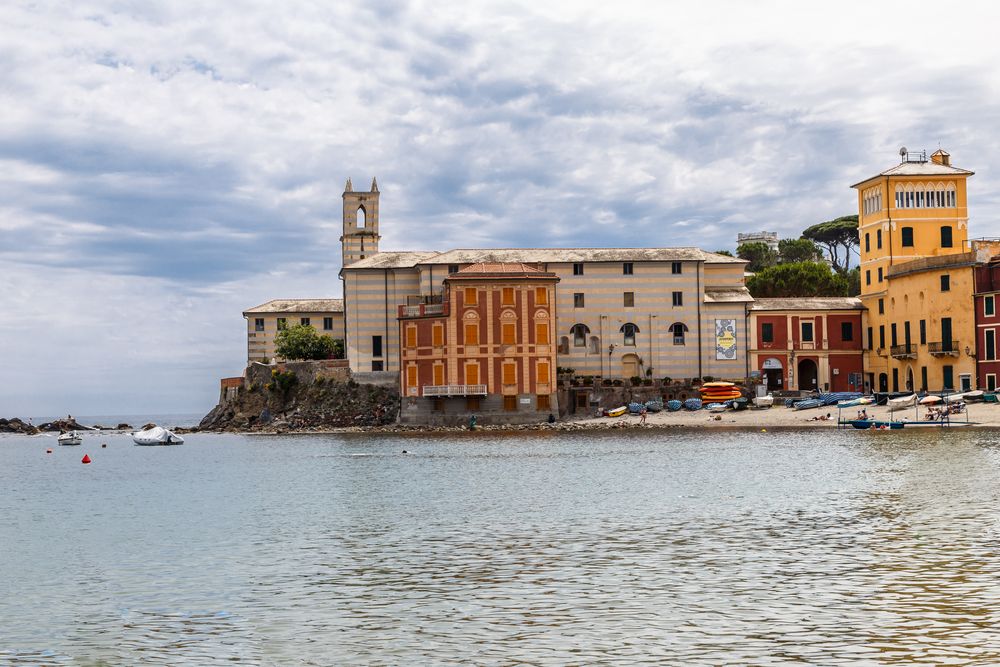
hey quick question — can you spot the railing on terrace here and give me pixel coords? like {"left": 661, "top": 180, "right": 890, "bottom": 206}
{"left": 422, "top": 384, "right": 487, "bottom": 397}
{"left": 890, "top": 343, "right": 917, "bottom": 359}
{"left": 398, "top": 302, "right": 449, "bottom": 318}
{"left": 928, "top": 340, "right": 959, "bottom": 356}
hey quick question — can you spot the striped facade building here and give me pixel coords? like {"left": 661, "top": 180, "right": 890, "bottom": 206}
{"left": 338, "top": 179, "right": 753, "bottom": 401}
{"left": 243, "top": 299, "right": 345, "bottom": 364}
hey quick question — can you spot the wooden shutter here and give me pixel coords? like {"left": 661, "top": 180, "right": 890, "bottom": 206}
{"left": 433, "top": 364, "right": 444, "bottom": 386}
{"left": 537, "top": 361, "right": 550, "bottom": 383}
{"left": 535, "top": 322, "right": 549, "bottom": 344}
{"left": 406, "top": 365, "right": 418, "bottom": 387}
{"left": 465, "top": 364, "right": 479, "bottom": 385}
{"left": 406, "top": 326, "right": 417, "bottom": 348}
{"left": 503, "top": 363, "right": 516, "bottom": 385}
{"left": 502, "top": 322, "right": 516, "bottom": 345}
{"left": 465, "top": 323, "right": 479, "bottom": 345}
{"left": 432, "top": 323, "right": 443, "bottom": 347}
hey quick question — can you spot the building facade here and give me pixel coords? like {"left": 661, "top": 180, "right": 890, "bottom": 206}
{"left": 243, "top": 299, "right": 345, "bottom": 364}
{"left": 975, "top": 255, "right": 1000, "bottom": 391}
{"left": 748, "top": 298, "right": 865, "bottom": 392}
{"left": 398, "top": 263, "right": 559, "bottom": 424}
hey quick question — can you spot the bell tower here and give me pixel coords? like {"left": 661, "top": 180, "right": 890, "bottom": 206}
{"left": 341, "top": 177, "right": 381, "bottom": 267}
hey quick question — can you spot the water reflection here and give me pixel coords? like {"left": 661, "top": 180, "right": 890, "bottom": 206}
{"left": 2, "top": 429, "right": 1000, "bottom": 664}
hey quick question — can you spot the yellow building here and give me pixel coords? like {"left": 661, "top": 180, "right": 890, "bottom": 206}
{"left": 243, "top": 299, "right": 345, "bottom": 364}
{"left": 853, "top": 148, "right": 980, "bottom": 392}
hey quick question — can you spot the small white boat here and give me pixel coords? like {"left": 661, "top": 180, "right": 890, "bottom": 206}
{"left": 132, "top": 426, "right": 185, "bottom": 446}
{"left": 887, "top": 394, "right": 918, "bottom": 409}
{"left": 753, "top": 395, "right": 774, "bottom": 408}
{"left": 57, "top": 431, "right": 82, "bottom": 446}
{"left": 707, "top": 402, "right": 728, "bottom": 413}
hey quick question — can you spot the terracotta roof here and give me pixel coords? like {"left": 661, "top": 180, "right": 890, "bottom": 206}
{"left": 455, "top": 262, "right": 548, "bottom": 274}
{"left": 748, "top": 297, "right": 864, "bottom": 311}
{"left": 243, "top": 299, "right": 344, "bottom": 314}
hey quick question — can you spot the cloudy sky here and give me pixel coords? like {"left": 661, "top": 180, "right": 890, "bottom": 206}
{"left": 3, "top": 0, "right": 1000, "bottom": 417}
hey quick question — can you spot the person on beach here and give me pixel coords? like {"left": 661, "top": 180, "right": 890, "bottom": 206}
{"left": 639, "top": 407, "right": 647, "bottom": 424}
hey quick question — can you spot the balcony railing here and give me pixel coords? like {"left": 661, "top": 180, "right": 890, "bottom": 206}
{"left": 398, "top": 302, "right": 449, "bottom": 318}
{"left": 890, "top": 343, "right": 917, "bottom": 359}
{"left": 928, "top": 340, "right": 959, "bottom": 356}
{"left": 422, "top": 384, "right": 487, "bottom": 397}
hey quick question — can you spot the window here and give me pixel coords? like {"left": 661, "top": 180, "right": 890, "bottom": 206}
{"left": 573, "top": 263, "right": 584, "bottom": 275}
{"left": 671, "top": 322, "right": 687, "bottom": 345}
{"left": 433, "top": 364, "right": 444, "bottom": 386}
{"left": 503, "top": 395, "right": 518, "bottom": 411}
{"left": 621, "top": 323, "right": 638, "bottom": 346}
{"left": 571, "top": 323, "right": 589, "bottom": 347}
{"left": 921, "top": 366, "right": 928, "bottom": 392}
{"left": 940, "top": 275, "right": 950, "bottom": 292}
{"left": 879, "top": 325, "right": 885, "bottom": 349}
{"left": 535, "top": 287, "right": 548, "bottom": 305}
{"left": 464, "top": 323, "right": 480, "bottom": 345}
{"left": 254, "top": 318, "right": 264, "bottom": 332}
{"left": 986, "top": 295, "right": 995, "bottom": 317}
{"left": 537, "top": 361, "right": 550, "bottom": 384}
{"left": 890, "top": 323, "right": 898, "bottom": 347}
{"left": 448, "top": 264, "right": 459, "bottom": 274}
{"left": 623, "top": 262, "right": 634, "bottom": 275}
{"left": 943, "top": 365, "right": 954, "bottom": 390}
{"left": 867, "top": 326, "right": 873, "bottom": 351}
{"left": 672, "top": 262, "right": 682, "bottom": 274}
{"left": 464, "top": 287, "right": 478, "bottom": 306}
{"left": 574, "top": 293, "right": 585, "bottom": 308}
{"left": 371, "top": 360, "right": 383, "bottom": 372}
{"left": 432, "top": 323, "right": 444, "bottom": 347}
{"left": 535, "top": 322, "right": 550, "bottom": 345}
{"left": 323, "top": 317, "right": 333, "bottom": 331}
{"left": 919, "top": 319, "right": 926, "bottom": 345}
{"left": 277, "top": 317, "right": 287, "bottom": 331}
{"left": 986, "top": 329, "right": 997, "bottom": 361}
{"left": 761, "top": 323, "right": 774, "bottom": 343}
{"left": 941, "top": 225, "right": 953, "bottom": 248}
{"left": 988, "top": 374, "right": 997, "bottom": 392}
{"left": 300, "top": 317, "right": 310, "bottom": 326}
{"left": 466, "top": 397, "right": 480, "bottom": 411}
{"left": 501, "top": 287, "right": 515, "bottom": 305}
{"left": 878, "top": 267, "right": 883, "bottom": 282}
{"left": 432, "top": 398, "right": 444, "bottom": 412}
{"left": 672, "top": 291, "right": 683, "bottom": 306}
{"left": 878, "top": 298, "right": 884, "bottom": 315}
{"left": 901, "top": 227, "right": 914, "bottom": 247}
{"left": 406, "top": 326, "right": 417, "bottom": 348}
{"left": 865, "top": 233, "right": 870, "bottom": 253}
{"left": 465, "top": 363, "right": 479, "bottom": 385}
{"left": 537, "top": 394, "right": 551, "bottom": 411}
{"left": 866, "top": 270, "right": 871, "bottom": 286}
{"left": 501, "top": 322, "right": 516, "bottom": 345}
{"left": 877, "top": 230, "right": 883, "bottom": 249}
{"left": 841, "top": 322, "right": 853, "bottom": 341}
{"left": 624, "top": 292, "right": 635, "bottom": 307}
{"left": 801, "top": 322, "right": 814, "bottom": 342}
{"left": 503, "top": 363, "right": 516, "bottom": 385}
{"left": 406, "top": 365, "right": 418, "bottom": 388}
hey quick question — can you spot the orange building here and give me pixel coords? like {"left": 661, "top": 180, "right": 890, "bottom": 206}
{"left": 398, "top": 263, "right": 560, "bottom": 425}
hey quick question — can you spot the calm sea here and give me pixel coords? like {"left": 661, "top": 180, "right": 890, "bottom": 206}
{"left": 2, "top": 428, "right": 1000, "bottom": 665}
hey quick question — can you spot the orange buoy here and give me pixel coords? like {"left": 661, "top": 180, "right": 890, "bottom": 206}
{"left": 81, "top": 454, "right": 91, "bottom": 464}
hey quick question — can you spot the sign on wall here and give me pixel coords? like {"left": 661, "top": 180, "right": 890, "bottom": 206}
{"left": 715, "top": 319, "right": 738, "bottom": 360}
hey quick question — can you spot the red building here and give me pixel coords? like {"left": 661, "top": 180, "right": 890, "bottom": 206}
{"left": 397, "top": 263, "right": 560, "bottom": 424}
{"left": 748, "top": 298, "right": 865, "bottom": 393}
{"left": 975, "top": 254, "right": 1000, "bottom": 391}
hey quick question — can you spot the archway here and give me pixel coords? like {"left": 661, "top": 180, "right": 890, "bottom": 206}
{"left": 621, "top": 353, "right": 640, "bottom": 379}
{"left": 878, "top": 373, "right": 888, "bottom": 393}
{"left": 797, "top": 358, "right": 818, "bottom": 392}
{"left": 905, "top": 367, "right": 914, "bottom": 392}
{"left": 761, "top": 357, "right": 783, "bottom": 391}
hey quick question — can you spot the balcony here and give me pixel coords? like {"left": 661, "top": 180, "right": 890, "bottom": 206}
{"left": 890, "top": 343, "right": 917, "bottom": 359}
{"left": 928, "top": 340, "right": 959, "bottom": 357}
{"left": 422, "top": 384, "right": 487, "bottom": 397}
{"left": 398, "top": 302, "right": 449, "bottom": 318}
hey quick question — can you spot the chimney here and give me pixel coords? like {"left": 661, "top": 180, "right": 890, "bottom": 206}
{"left": 931, "top": 149, "right": 951, "bottom": 166}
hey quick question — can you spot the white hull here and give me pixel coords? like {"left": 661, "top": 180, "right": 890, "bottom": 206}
{"left": 58, "top": 432, "right": 82, "bottom": 446}
{"left": 132, "top": 426, "right": 185, "bottom": 446}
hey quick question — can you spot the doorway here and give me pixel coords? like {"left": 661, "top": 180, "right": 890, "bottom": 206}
{"left": 762, "top": 358, "right": 783, "bottom": 391}
{"left": 621, "top": 353, "right": 640, "bottom": 379}
{"left": 797, "top": 358, "right": 818, "bottom": 392}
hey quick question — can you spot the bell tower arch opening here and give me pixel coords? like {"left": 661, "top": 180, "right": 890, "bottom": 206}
{"left": 341, "top": 177, "right": 381, "bottom": 268}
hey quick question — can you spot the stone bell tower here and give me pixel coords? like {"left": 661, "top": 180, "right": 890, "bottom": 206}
{"left": 341, "top": 177, "right": 381, "bottom": 268}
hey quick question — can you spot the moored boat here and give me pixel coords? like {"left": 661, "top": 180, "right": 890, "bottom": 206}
{"left": 606, "top": 406, "right": 628, "bottom": 418}
{"left": 849, "top": 419, "right": 904, "bottom": 429}
{"left": 57, "top": 431, "right": 82, "bottom": 446}
{"left": 132, "top": 426, "right": 185, "bottom": 446}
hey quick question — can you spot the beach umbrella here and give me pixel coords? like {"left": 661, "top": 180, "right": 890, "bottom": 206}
{"left": 919, "top": 395, "right": 942, "bottom": 405}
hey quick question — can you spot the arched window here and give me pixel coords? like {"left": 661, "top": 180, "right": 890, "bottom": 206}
{"left": 357, "top": 206, "right": 366, "bottom": 229}
{"left": 895, "top": 185, "right": 904, "bottom": 208}
{"left": 901, "top": 227, "right": 914, "bottom": 247}
{"left": 620, "top": 322, "right": 639, "bottom": 346}
{"left": 571, "top": 323, "right": 590, "bottom": 347}
{"left": 670, "top": 322, "right": 689, "bottom": 345}
{"left": 589, "top": 336, "right": 601, "bottom": 354}
{"left": 946, "top": 182, "right": 956, "bottom": 207}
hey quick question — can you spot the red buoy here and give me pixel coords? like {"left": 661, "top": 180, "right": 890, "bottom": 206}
{"left": 81, "top": 454, "right": 91, "bottom": 464}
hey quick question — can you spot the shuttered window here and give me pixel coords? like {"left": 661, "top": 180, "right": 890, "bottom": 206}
{"left": 535, "top": 322, "right": 549, "bottom": 344}
{"left": 433, "top": 364, "right": 444, "bottom": 386}
{"left": 465, "top": 288, "right": 478, "bottom": 306}
{"left": 432, "top": 323, "right": 444, "bottom": 347}
{"left": 464, "top": 324, "right": 479, "bottom": 345}
{"left": 465, "top": 364, "right": 479, "bottom": 385}
{"left": 502, "top": 287, "right": 515, "bottom": 305}
{"left": 535, "top": 287, "right": 548, "bottom": 305}
{"left": 406, "top": 326, "right": 417, "bottom": 348}
{"left": 537, "top": 361, "right": 550, "bottom": 384}
{"left": 503, "top": 363, "right": 516, "bottom": 385}
{"left": 502, "top": 322, "right": 516, "bottom": 345}
{"left": 406, "top": 366, "right": 418, "bottom": 388}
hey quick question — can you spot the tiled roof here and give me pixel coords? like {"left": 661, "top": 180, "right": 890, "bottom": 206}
{"left": 244, "top": 299, "right": 344, "bottom": 314}
{"left": 423, "top": 247, "right": 745, "bottom": 265}
{"left": 454, "top": 262, "right": 550, "bottom": 274}
{"left": 852, "top": 161, "right": 973, "bottom": 187}
{"left": 343, "top": 251, "right": 441, "bottom": 269}
{"left": 703, "top": 286, "right": 754, "bottom": 303}
{"left": 748, "top": 297, "right": 864, "bottom": 311}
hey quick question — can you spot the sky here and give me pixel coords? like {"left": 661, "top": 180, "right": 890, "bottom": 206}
{"left": 3, "top": 0, "right": 1000, "bottom": 417}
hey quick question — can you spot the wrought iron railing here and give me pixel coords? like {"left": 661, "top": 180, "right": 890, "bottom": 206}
{"left": 890, "top": 343, "right": 916, "bottom": 358}
{"left": 422, "top": 384, "right": 487, "bottom": 397}
{"left": 928, "top": 340, "right": 959, "bottom": 355}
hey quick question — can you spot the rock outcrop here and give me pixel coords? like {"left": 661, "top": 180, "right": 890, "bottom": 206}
{"left": 0, "top": 418, "right": 39, "bottom": 435}
{"left": 199, "top": 364, "right": 399, "bottom": 432}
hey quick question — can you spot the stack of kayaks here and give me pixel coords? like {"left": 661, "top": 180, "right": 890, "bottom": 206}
{"left": 666, "top": 400, "right": 682, "bottom": 412}
{"left": 683, "top": 398, "right": 703, "bottom": 411}
{"left": 699, "top": 381, "right": 742, "bottom": 403}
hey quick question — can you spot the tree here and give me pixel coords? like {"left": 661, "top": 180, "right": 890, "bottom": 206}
{"left": 713, "top": 249, "right": 734, "bottom": 257}
{"left": 274, "top": 324, "right": 341, "bottom": 360}
{"left": 778, "top": 238, "right": 822, "bottom": 264}
{"left": 801, "top": 215, "right": 859, "bottom": 273}
{"left": 844, "top": 266, "right": 861, "bottom": 296}
{"left": 746, "top": 261, "right": 850, "bottom": 298}
{"left": 736, "top": 242, "right": 778, "bottom": 273}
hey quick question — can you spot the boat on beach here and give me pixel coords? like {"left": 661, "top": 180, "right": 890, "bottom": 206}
{"left": 57, "top": 431, "right": 82, "bottom": 446}
{"left": 605, "top": 406, "right": 628, "bottom": 418}
{"left": 848, "top": 419, "right": 904, "bottom": 430}
{"left": 132, "top": 426, "right": 185, "bottom": 446}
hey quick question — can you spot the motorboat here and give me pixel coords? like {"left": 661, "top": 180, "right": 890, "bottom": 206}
{"left": 57, "top": 431, "right": 82, "bottom": 446}
{"left": 132, "top": 426, "right": 185, "bottom": 446}
{"left": 887, "top": 394, "right": 918, "bottom": 409}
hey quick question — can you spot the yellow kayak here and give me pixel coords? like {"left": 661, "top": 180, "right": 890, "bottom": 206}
{"left": 606, "top": 406, "right": 628, "bottom": 417}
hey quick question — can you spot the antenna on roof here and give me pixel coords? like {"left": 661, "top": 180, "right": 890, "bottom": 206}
{"left": 899, "top": 146, "right": 907, "bottom": 158}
